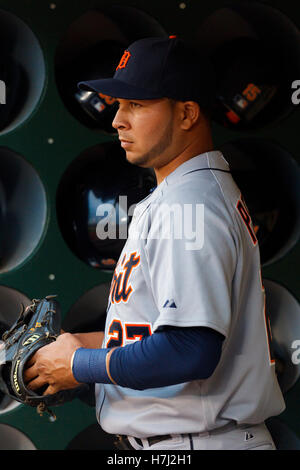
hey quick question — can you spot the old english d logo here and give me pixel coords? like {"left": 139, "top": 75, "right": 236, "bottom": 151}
{"left": 116, "top": 50, "right": 131, "bottom": 70}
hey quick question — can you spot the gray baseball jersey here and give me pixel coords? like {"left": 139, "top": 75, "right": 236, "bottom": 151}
{"left": 95, "top": 150, "right": 285, "bottom": 438}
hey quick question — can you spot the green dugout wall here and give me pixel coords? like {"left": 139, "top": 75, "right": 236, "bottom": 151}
{"left": 0, "top": 0, "right": 298, "bottom": 450}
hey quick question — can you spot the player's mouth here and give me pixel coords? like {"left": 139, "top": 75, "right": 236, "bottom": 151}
{"left": 119, "top": 139, "right": 134, "bottom": 149}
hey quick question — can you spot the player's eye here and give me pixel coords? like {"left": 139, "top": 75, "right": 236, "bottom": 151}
{"left": 130, "top": 101, "right": 141, "bottom": 108}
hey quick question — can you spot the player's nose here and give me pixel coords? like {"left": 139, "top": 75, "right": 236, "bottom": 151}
{"left": 112, "top": 106, "right": 130, "bottom": 130}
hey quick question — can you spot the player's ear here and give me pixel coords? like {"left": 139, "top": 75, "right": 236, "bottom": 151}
{"left": 179, "top": 101, "right": 201, "bottom": 130}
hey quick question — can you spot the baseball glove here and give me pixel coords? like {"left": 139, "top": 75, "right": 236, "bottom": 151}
{"left": 0, "top": 295, "right": 87, "bottom": 419}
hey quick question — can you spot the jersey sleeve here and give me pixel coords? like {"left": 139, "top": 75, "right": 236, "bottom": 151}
{"left": 144, "top": 188, "right": 238, "bottom": 337}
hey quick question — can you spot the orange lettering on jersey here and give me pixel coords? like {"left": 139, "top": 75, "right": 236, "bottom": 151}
{"left": 236, "top": 195, "right": 257, "bottom": 246}
{"left": 110, "top": 251, "right": 140, "bottom": 304}
{"left": 116, "top": 50, "right": 131, "bottom": 70}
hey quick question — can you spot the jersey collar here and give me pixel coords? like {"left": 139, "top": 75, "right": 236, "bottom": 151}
{"left": 135, "top": 151, "right": 230, "bottom": 207}
{"left": 164, "top": 150, "right": 230, "bottom": 186}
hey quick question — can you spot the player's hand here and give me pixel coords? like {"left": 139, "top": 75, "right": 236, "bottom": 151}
{"left": 23, "top": 332, "right": 83, "bottom": 395}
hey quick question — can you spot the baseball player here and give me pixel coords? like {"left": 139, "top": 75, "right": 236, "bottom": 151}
{"left": 24, "top": 36, "right": 285, "bottom": 450}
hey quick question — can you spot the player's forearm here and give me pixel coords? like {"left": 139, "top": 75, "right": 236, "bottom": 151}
{"left": 71, "top": 327, "right": 224, "bottom": 389}
{"left": 72, "top": 331, "right": 104, "bottom": 349}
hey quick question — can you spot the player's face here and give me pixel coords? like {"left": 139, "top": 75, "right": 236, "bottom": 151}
{"left": 112, "top": 98, "right": 178, "bottom": 169}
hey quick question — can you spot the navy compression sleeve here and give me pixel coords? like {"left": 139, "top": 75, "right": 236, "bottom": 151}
{"left": 72, "top": 327, "right": 224, "bottom": 390}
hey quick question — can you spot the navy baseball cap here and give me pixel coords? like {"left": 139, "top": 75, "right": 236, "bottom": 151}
{"left": 78, "top": 36, "right": 216, "bottom": 110}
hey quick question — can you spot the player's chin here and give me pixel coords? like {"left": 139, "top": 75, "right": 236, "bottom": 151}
{"left": 126, "top": 150, "right": 152, "bottom": 168}
{"left": 124, "top": 150, "right": 135, "bottom": 164}
{"left": 126, "top": 152, "right": 147, "bottom": 167}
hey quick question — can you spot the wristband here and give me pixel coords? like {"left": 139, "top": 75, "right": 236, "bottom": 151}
{"left": 72, "top": 347, "right": 112, "bottom": 384}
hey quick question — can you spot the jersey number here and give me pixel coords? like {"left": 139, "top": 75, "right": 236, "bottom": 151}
{"left": 106, "top": 319, "right": 152, "bottom": 348}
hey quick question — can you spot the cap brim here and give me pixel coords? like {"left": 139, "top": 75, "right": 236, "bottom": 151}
{"left": 78, "top": 78, "right": 163, "bottom": 100}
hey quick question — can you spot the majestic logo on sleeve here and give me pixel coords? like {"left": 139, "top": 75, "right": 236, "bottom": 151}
{"left": 109, "top": 251, "right": 140, "bottom": 304}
